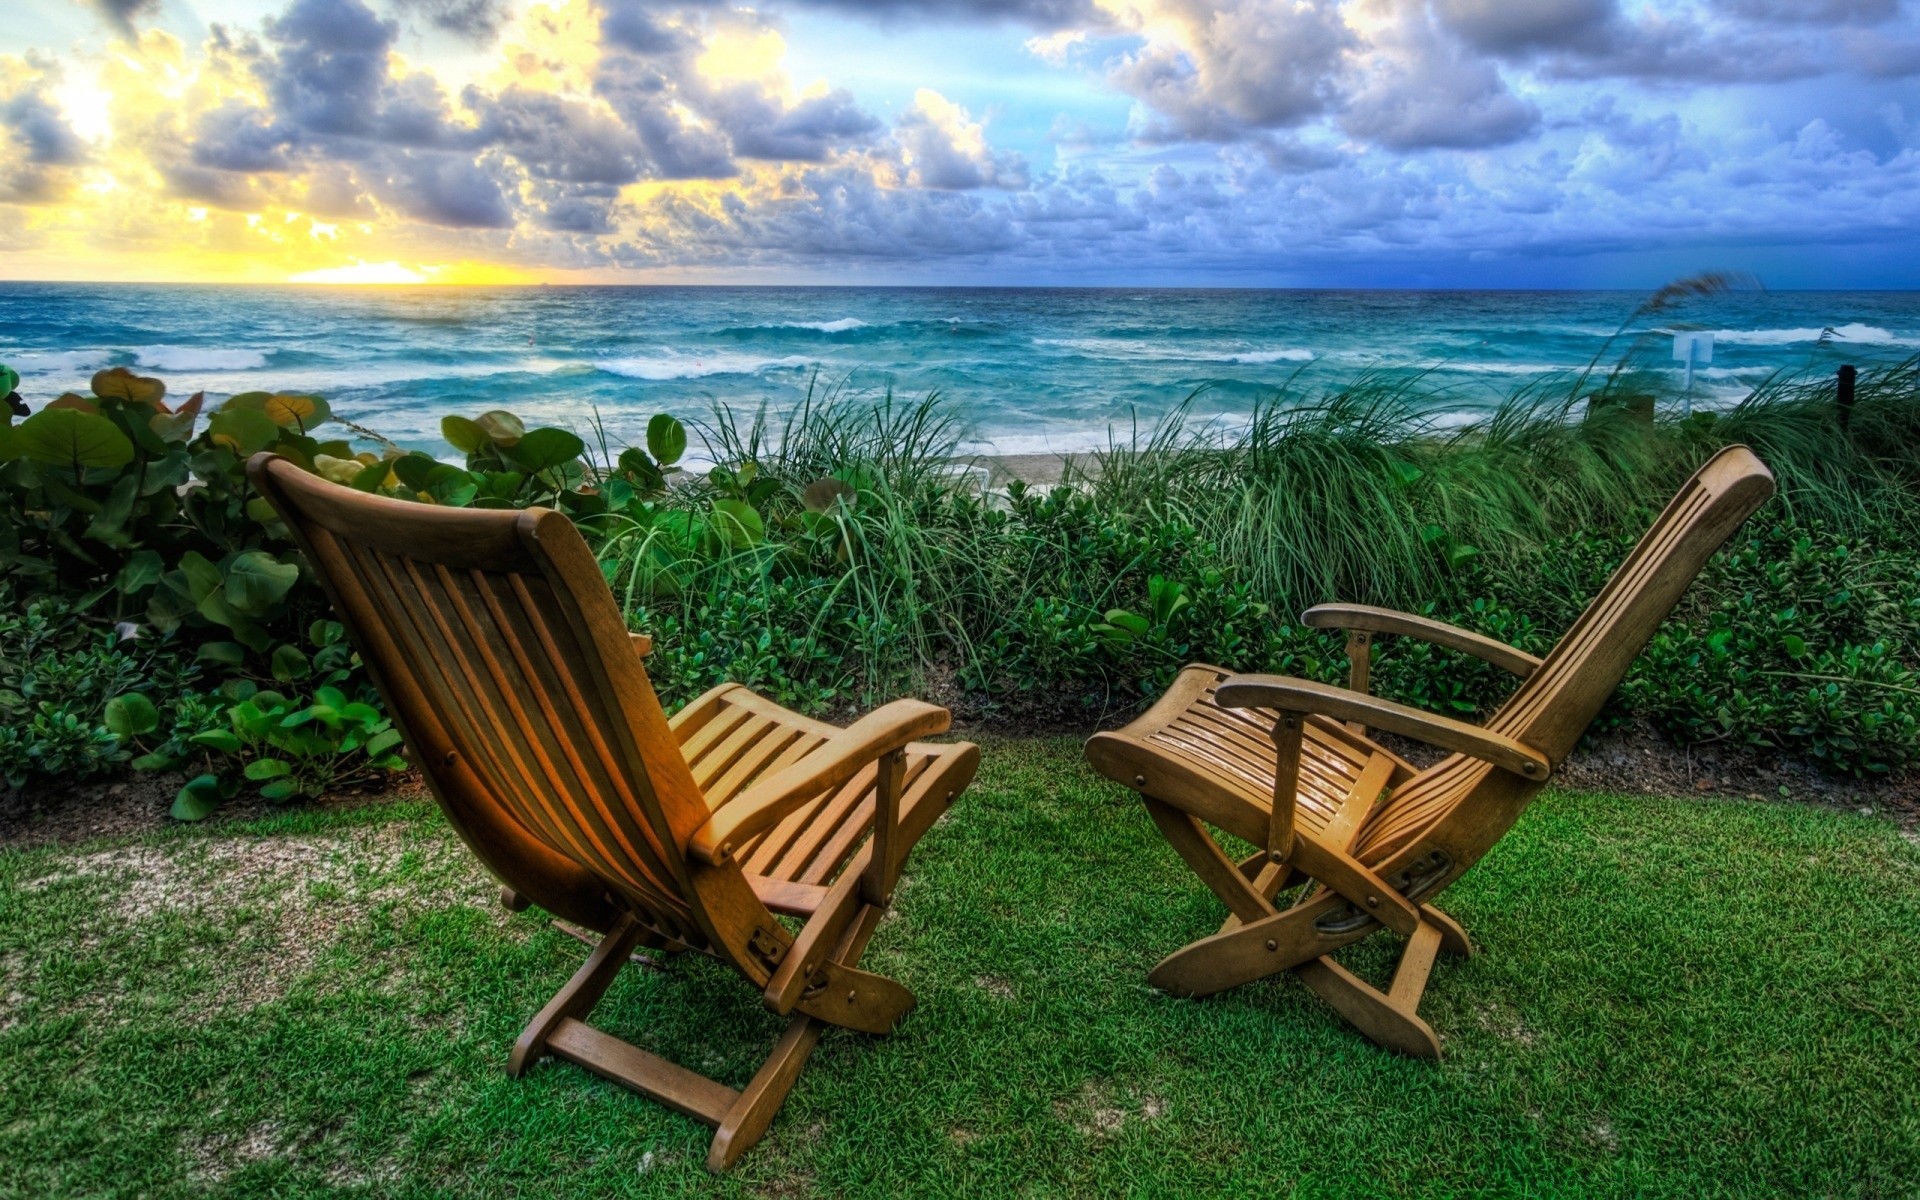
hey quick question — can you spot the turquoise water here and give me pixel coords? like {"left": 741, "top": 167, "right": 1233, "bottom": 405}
{"left": 2, "top": 284, "right": 1915, "bottom": 459}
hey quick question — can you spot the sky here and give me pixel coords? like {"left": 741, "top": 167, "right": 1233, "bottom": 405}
{"left": 1, "top": 0, "right": 1917, "bottom": 287}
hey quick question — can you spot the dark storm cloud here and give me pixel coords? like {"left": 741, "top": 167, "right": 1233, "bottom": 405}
{"left": 528, "top": 181, "right": 624, "bottom": 233}
{"left": 1432, "top": 0, "right": 1616, "bottom": 53}
{"left": 471, "top": 87, "right": 647, "bottom": 184}
{"left": 632, "top": 161, "right": 1023, "bottom": 264}
{"left": 85, "top": 0, "right": 161, "bottom": 38}
{"left": 1536, "top": 16, "right": 1826, "bottom": 84}
{"left": 1715, "top": 0, "right": 1900, "bottom": 22}
{"left": 377, "top": 152, "right": 516, "bottom": 227}
{"left": 713, "top": 87, "right": 880, "bottom": 161}
{"left": 2, "top": 85, "right": 88, "bottom": 167}
{"left": 189, "top": 102, "right": 292, "bottom": 172}
{"left": 387, "top": 0, "right": 515, "bottom": 43}
{"left": 263, "top": 0, "right": 400, "bottom": 137}
{"left": 592, "top": 51, "right": 738, "bottom": 178}
{"left": 0, "top": 70, "right": 88, "bottom": 204}
{"left": 599, "top": 3, "right": 695, "bottom": 54}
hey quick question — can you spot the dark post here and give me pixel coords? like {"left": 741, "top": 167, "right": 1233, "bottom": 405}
{"left": 1837, "top": 364, "right": 1857, "bottom": 432}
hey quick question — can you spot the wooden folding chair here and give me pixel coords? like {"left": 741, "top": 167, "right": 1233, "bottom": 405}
{"left": 1086, "top": 445, "right": 1773, "bottom": 1057}
{"left": 250, "top": 453, "right": 979, "bottom": 1169}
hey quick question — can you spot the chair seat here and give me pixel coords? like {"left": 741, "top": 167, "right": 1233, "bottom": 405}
{"left": 1086, "top": 664, "right": 1417, "bottom": 851}
{"left": 671, "top": 684, "right": 968, "bottom": 908}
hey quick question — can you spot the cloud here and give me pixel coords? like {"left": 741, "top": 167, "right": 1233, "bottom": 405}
{"left": 1432, "top": 0, "right": 1615, "bottom": 53}
{"left": 792, "top": 0, "right": 1095, "bottom": 24}
{"left": 473, "top": 86, "right": 647, "bottom": 183}
{"left": 85, "top": 0, "right": 162, "bottom": 38}
{"left": 896, "top": 89, "right": 1027, "bottom": 188}
{"left": 1715, "top": 0, "right": 1899, "bottom": 23}
{"left": 387, "top": 0, "right": 516, "bottom": 43}
{"left": 0, "top": 63, "right": 88, "bottom": 204}
{"left": 1109, "top": 0, "right": 1352, "bottom": 142}
{"left": 262, "top": 0, "right": 404, "bottom": 138}
{"left": 712, "top": 86, "right": 880, "bottom": 161}
{"left": 1341, "top": 0, "right": 1538, "bottom": 150}
{"left": 6, "top": 0, "right": 1920, "bottom": 284}
{"left": 377, "top": 151, "right": 517, "bottom": 226}
{"left": 595, "top": 5, "right": 883, "bottom": 175}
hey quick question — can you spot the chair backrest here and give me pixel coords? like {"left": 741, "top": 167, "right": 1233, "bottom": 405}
{"left": 1356, "top": 445, "right": 1774, "bottom": 863}
{"left": 1488, "top": 444, "right": 1774, "bottom": 762}
{"left": 249, "top": 453, "right": 725, "bottom": 952}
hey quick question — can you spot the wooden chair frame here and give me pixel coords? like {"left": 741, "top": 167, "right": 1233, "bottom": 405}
{"left": 1087, "top": 446, "right": 1775, "bottom": 1057}
{"left": 249, "top": 454, "right": 979, "bottom": 1169}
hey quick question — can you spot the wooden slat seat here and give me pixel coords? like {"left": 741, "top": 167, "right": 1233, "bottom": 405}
{"left": 1087, "top": 446, "right": 1776, "bottom": 1058}
{"left": 248, "top": 453, "right": 980, "bottom": 1171}
{"left": 672, "top": 682, "right": 972, "bottom": 908}
{"left": 1089, "top": 664, "right": 1417, "bottom": 852}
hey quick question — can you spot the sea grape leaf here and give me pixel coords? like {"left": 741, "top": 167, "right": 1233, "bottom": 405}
{"left": 104, "top": 693, "right": 160, "bottom": 738}
{"left": 391, "top": 452, "right": 440, "bottom": 491}
{"left": 116, "top": 549, "right": 164, "bottom": 595}
{"left": 6, "top": 408, "right": 135, "bottom": 469}
{"left": 442, "top": 414, "right": 488, "bottom": 453}
{"left": 224, "top": 550, "right": 301, "bottom": 615}
{"left": 802, "top": 477, "right": 855, "bottom": 513}
{"left": 271, "top": 644, "right": 311, "bottom": 682}
{"left": 646, "top": 414, "right": 687, "bottom": 466}
{"left": 505, "top": 427, "right": 585, "bottom": 474}
{"left": 475, "top": 410, "right": 525, "bottom": 446}
{"left": 91, "top": 367, "right": 166, "bottom": 405}
{"left": 197, "top": 641, "right": 247, "bottom": 667}
{"left": 262, "top": 393, "right": 330, "bottom": 430}
{"left": 351, "top": 458, "right": 393, "bottom": 491}
{"left": 171, "top": 774, "right": 226, "bottom": 821}
{"left": 208, "top": 408, "right": 282, "bottom": 456}
{"left": 711, "top": 498, "right": 765, "bottom": 547}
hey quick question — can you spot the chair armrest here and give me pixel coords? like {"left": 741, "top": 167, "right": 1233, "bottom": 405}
{"left": 1302, "top": 604, "right": 1541, "bottom": 679}
{"left": 1214, "top": 675, "right": 1550, "bottom": 780}
{"left": 629, "top": 632, "right": 653, "bottom": 659}
{"left": 688, "top": 699, "right": 951, "bottom": 865}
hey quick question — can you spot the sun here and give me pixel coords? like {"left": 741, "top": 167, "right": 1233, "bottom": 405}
{"left": 289, "top": 262, "right": 431, "bottom": 285}
{"left": 288, "top": 261, "right": 537, "bottom": 285}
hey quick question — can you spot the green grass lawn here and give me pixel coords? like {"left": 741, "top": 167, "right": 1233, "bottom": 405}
{"left": 2, "top": 737, "right": 1918, "bottom": 1198}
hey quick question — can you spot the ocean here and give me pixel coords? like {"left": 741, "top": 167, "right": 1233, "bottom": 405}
{"left": 2, "top": 284, "right": 1915, "bottom": 461}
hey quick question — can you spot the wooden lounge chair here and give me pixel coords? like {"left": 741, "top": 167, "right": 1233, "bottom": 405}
{"left": 249, "top": 453, "right": 980, "bottom": 1170}
{"left": 1085, "top": 445, "right": 1773, "bottom": 1058}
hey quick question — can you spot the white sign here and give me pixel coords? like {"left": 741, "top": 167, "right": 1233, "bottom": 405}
{"left": 1672, "top": 332, "right": 1714, "bottom": 365}
{"left": 1673, "top": 331, "right": 1714, "bottom": 402}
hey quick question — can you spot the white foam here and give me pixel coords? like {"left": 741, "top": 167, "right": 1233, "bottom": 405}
{"left": 9, "top": 349, "right": 109, "bottom": 374}
{"left": 134, "top": 346, "right": 271, "bottom": 371}
{"left": 777, "top": 318, "right": 868, "bottom": 333}
{"left": 1225, "top": 349, "right": 1316, "bottom": 364}
{"left": 1709, "top": 322, "right": 1916, "bottom": 347}
{"left": 1036, "top": 337, "right": 1315, "bottom": 365}
{"left": 594, "top": 352, "right": 815, "bottom": 381}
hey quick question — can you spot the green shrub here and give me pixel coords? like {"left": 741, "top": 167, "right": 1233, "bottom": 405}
{"left": 4, "top": 340, "right": 1919, "bottom": 808}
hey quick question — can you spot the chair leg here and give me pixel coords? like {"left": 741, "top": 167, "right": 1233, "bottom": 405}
{"left": 1294, "top": 920, "right": 1446, "bottom": 1059}
{"left": 707, "top": 1015, "right": 824, "bottom": 1171}
{"left": 506, "top": 886, "right": 905, "bottom": 1170}
{"left": 1421, "top": 903, "right": 1474, "bottom": 958}
{"left": 509, "top": 915, "right": 647, "bottom": 1076}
